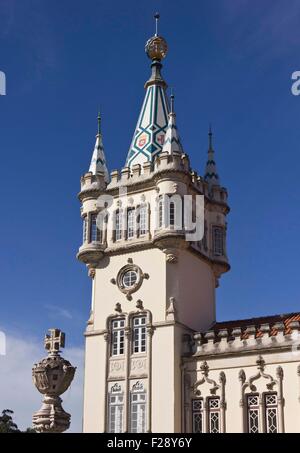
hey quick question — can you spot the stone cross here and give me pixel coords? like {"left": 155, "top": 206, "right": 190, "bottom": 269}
{"left": 44, "top": 328, "right": 65, "bottom": 354}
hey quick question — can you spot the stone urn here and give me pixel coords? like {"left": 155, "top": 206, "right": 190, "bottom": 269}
{"left": 32, "top": 329, "right": 76, "bottom": 433}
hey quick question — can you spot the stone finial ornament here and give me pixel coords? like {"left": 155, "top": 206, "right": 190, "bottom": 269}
{"left": 32, "top": 329, "right": 76, "bottom": 433}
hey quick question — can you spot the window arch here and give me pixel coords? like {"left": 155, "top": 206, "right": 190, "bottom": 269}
{"left": 239, "top": 357, "right": 284, "bottom": 433}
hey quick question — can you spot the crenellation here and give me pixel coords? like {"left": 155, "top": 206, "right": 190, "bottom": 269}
{"left": 120, "top": 166, "right": 131, "bottom": 182}
{"left": 132, "top": 163, "right": 142, "bottom": 178}
{"left": 260, "top": 323, "right": 270, "bottom": 339}
{"left": 110, "top": 169, "right": 119, "bottom": 184}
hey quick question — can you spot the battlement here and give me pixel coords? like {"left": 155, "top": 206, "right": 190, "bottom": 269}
{"left": 105, "top": 152, "right": 228, "bottom": 207}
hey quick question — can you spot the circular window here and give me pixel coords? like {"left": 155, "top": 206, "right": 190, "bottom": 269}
{"left": 116, "top": 264, "right": 145, "bottom": 299}
{"left": 122, "top": 270, "right": 138, "bottom": 288}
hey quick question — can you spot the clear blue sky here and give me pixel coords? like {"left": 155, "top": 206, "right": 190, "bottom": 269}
{"left": 1, "top": 0, "right": 300, "bottom": 350}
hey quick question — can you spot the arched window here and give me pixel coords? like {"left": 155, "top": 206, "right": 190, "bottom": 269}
{"left": 130, "top": 382, "right": 147, "bottom": 433}
{"left": 111, "top": 318, "right": 125, "bottom": 356}
{"left": 108, "top": 385, "right": 124, "bottom": 433}
{"left": 208, "top": 397, "right": 221, "bottom": 433}
{"left": 127, "top": 208, "right": 135, "bottom": 239}
{"left": 158, "top": 196, "right": 164, "bottom": 228}
{"left": 169, "top": 201, "right": 175, "bottom": 227}
{"left": 246, "top": 392, "right": 278, "bottom": 433}
{"left": 90, "top": 213, "right": 102, "bottom": 242}
{"left": 139, "top": 205, "right": 147, "bottom": 236}
{"left": 132, "top": 316, "right": 147, "bottom": 353}
{"left": 82, "top": 216, "right": 88, "bottom": 243}
{"left": 115, "top": 210, "right": 122, "bottom": 241}
{"left": 192, "top": 398, "right": 203, "bottom": 433}
{"left": 192, "top": 396, "right": 221, "bottom": 433}
{"left": 212, "top": 226, "right": 224, "bottom": 256}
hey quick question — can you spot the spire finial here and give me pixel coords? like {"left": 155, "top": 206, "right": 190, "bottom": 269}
{"left": 170, "top": 89, "right": 175, "bottom": 114}
{"left": 208, "top": 123, "right": 213, "bottom": 150}
{"left": 154, "top": 12, "right": 160, "bottom": 36}
{"left": 145, "top": 13, "right": 168, "bottom": 61}
{"left": 97, "top": 111, "right": 101, "bottom": 135}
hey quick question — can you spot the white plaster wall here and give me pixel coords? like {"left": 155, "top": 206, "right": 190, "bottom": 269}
{"left": 167, "top": 249, "right": 215, "bottom": 332}
{"left": 83, "top": 334, "right": 106, "bottom": 432}
{"left": 93, "top": 248, "right": 166, "bottom": 329}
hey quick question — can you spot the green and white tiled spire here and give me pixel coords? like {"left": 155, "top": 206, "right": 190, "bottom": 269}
{"left": 89, "top": 113, "right": 110, "bottom": 183}
{"left": 125, "top": 14, "right": 170, "bottom": 168}
{"left": 161, "top": 94, "right": 183, "bottom": 155}
{"left": 204, "top": 125, "right": 220, "bottom": 187}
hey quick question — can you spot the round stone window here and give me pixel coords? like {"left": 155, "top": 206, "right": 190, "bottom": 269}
{"left": 116, "top": 264, "right": 146, "bottom": 299}
{"left": 122, "top": 270, "right": 138, "bottom": 288}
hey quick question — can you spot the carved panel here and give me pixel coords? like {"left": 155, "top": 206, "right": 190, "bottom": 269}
{"left": 108, "top": 358, "right": 125, "bottom": 378}
{"left": 130, "top": 357, "right": 147, "bottom": 377}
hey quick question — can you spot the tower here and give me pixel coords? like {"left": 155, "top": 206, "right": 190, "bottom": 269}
{"left": 77, "top": 16, "right": 229, "bottom": 433}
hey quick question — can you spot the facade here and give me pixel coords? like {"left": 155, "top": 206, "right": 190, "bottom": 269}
{"left": 77, "top": 24, "right": 300, "bottom": 433}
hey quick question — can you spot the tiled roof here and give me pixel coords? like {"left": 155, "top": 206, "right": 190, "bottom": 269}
{"left": 209, "top": 312, "right": 300, "bottom": 339}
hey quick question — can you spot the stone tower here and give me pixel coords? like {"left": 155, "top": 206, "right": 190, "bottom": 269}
{"left": 77, "top": 16, "right": 229, "bottom": 433}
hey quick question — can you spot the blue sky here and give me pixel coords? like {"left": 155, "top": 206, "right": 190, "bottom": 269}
{"left": 0, "top": 0, "right": 300, "bottom": 428}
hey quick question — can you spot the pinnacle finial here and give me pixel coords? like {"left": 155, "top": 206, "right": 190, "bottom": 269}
{"left": 154, "top": 12, "right": 160, "bottom": 36}
{"left": 170, "top": 90, "right": 175, "bottom": 114}
{"left": 145, "top": 13, "right": 168, "bottom": 61}
{"left": 208, "top": 124, "right": 213, "bottom": 150}
{"left": 44, "top": 328, "right": 65, "bottom": 355}
{"left": 97, "top": 111, "right": 101, "bottom": 135}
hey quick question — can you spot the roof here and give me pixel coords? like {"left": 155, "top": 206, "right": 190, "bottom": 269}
{"left": 209, "top": 312, "right": 300, "bottom": 339}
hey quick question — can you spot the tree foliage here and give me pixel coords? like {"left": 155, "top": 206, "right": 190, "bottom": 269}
{"left": 0, "top": 409, "right": 36, "bottom": 433}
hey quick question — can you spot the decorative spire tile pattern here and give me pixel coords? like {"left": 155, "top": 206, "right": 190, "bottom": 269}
{"left": 204, "top": 125, "right": 220, "bottom": 187}
{"left": 89, "top": 113, "right": 109, "bottom": 183}
{"left": 161, "top": 94, "right": 183, "bottom": 155}
{"left": 125, "top": 18, "right": 170, "bottom": 168}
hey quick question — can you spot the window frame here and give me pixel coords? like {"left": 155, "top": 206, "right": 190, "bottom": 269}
{"left": 192, "top": 398, "right": 204, "bottom": 433}
{"left": 132, "top": 316, "right": 147, "bottom": 354}
{"left": 138, "top": 204, "right": 148, "bottom": 236}
{"left": 115, "top": 209, "right": 123, "bottom": 241}
{"left": 207, "top": 396, "right": 221, "bottom": 433}
{"left": 212, "top": 225, "right": 224, "bottom": 256}
{"left": 264, "top": 392, "right": 278, "bottom": 434}
{"left": 130, "top": 390, "right": 147, "bottom": 433}
{"left": 82, "top": 215, "right": 88, "bottom": 243}
{"left": 108, "top": 390, "right": 124, "bottom": 433}
{"left": 111, "top": 318, "right": 125, "bottom": 357}
{"left": 127, "top": 207, "right": 135, "bottom": 240}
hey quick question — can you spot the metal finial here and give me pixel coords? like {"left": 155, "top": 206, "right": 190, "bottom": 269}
{"left": 154, "top": 12, "right": 160, "bottom": 36}
{"left": 170, "top": 91, "right": 175, "bottom": 114}
{"left": 97, "top": 111, "right": 101, "bottom": 135}
{"left": 208, "top": 123, "right": 213, "bottom": 150}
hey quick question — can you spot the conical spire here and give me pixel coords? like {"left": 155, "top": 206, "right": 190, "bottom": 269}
{"left": 204, "top": 125, "right": 220, "bottom": 187}
{"left": 161, "top": 94, "right": 183, "bottom": 155}
{"left": 89, "top": 112, "right": 110, "bottom": 183}
{"left": 125, "top": 14, "right": 170, "bottom": 168}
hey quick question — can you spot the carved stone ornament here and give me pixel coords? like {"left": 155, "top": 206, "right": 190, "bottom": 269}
{"left": 164, "top": 249, "right": 178, "bottom": 263}
{"left": 32, "top": 329, "right": 76, "bottom": 433}
{"left": 193, "top": 361, "right": 220, "bottom": 396}
{"left": 115, "top": 262, "right": 149, "bottom": 299}
{"left": 132, "top": 380, "right": 144, "bottom": 392}
{"left": 111, "top": 383, "right": 122, "bottom": 393}
{"left": 88, "top": 268, "right": 96, "bottom": 279}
